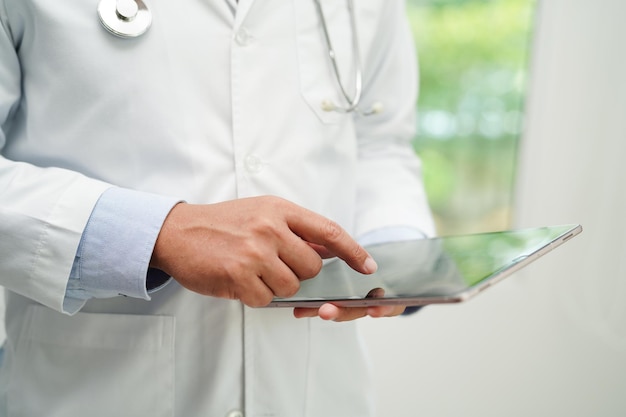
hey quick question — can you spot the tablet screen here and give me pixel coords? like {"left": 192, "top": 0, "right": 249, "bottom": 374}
{"left": 267, "top": 224, "right": 582, "bottom": 307}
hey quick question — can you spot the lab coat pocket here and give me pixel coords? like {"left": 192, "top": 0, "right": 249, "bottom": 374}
{"left": 294, "top": 0, "right": 353, "bottom": 124}
{"left": 8, "top": 305, "right": 175, "bottom": 417}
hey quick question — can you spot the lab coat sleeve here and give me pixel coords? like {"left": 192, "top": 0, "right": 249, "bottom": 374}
{"left": 0, "top": 10, "right": 111, "bottom": 313}
{"left": 353, "top": 0, "right": 436, "bottom": 238}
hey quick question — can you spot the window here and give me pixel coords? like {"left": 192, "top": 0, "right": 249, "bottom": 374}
{"left": 408, "top": 0, "right": 535, "bottom": 235}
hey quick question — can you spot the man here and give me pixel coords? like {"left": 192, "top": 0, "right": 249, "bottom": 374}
{"left": 0, "top": 0, "right": 434, "bottom": 415}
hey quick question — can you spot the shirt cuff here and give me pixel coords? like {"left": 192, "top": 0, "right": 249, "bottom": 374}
{"left": 64, "top": 187, "right": 181, "bottom": 314}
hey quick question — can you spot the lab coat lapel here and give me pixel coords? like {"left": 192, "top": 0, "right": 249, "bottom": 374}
{"left": 224, "top": 0, "right": 237, "bottom": 15}
{"left": 233, "top": 0, "right": 256, "bottom": 30}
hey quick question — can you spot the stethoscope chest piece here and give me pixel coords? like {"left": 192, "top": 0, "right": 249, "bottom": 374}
{"left": 98, "top": 0, "right": 152, "bottom": 38}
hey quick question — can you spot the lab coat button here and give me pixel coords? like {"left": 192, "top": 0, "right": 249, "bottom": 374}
{"left": 226, "top": 410, "right": 244, "bottom": 417}
{"left": 235, "top": 28, "right": 254, "bottom": 46}
{"left": 244, "top": 154, "right": 264, "bottom": 174}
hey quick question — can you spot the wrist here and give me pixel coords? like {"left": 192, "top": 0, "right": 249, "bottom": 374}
{"left": 150, "top": 202, "right": 186, "bottom": 272}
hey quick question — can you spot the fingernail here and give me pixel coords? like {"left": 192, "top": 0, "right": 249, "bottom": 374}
{"left": 363, "top": 256, "right": 378, "bottom": 274}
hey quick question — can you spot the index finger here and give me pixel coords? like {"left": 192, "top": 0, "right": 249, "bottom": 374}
{"left": 285, "top": 207, "right": 377, "bottom": 275}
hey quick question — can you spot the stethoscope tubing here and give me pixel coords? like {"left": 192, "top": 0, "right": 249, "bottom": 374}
{"left": 313, "top": 0, "right": 364, "bottom": 113}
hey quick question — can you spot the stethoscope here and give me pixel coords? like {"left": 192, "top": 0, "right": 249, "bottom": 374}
{"left": 97, "top": 0, "right": 382, "bottom": 116}
{"left": 98, "top": 0, "right": 151, "bottom": 38}
{"left": 313, "top": 0, "right": 383, "bottom": 116}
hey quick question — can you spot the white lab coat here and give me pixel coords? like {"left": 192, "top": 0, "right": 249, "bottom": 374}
{"left": 0, "top": 0, "right": 434, "bottom": 416}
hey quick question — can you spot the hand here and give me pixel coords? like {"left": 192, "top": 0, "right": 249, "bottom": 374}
{"left": 293, "top": 288, "right": 406, "bottom": 322}
{"left": 150, "top": 196, "right": 377, "bottom": 307}
{"left": 293, "top": 304, "right": 407, "bottom": 322}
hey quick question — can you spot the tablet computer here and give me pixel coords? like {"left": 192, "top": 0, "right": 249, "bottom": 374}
{"left": 267, "top": 224, "right": 582, "bottom": 308}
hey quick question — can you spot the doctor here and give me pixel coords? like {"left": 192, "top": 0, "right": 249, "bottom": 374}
{"left": 0, "top": 0, "right": 435, "bottom": 416}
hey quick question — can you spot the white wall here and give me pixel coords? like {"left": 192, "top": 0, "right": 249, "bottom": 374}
{"left": 361, "top": 1, "right": 626, "bottom": 416}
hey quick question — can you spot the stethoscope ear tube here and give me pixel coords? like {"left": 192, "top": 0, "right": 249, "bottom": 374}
{"left": 98, "top": 0, "right": 152, "bottom": 38}
{"left": 313, "top": 0, "right": 383, "bottom": 116}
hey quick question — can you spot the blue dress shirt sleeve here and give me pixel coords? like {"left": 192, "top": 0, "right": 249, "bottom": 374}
{"left": 63, "top": 187, "right": 181, "bottom": 314}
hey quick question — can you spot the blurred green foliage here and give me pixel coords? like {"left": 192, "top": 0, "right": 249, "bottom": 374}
{"left": 407, "top": 0, "right": 535, "bottom": 235}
